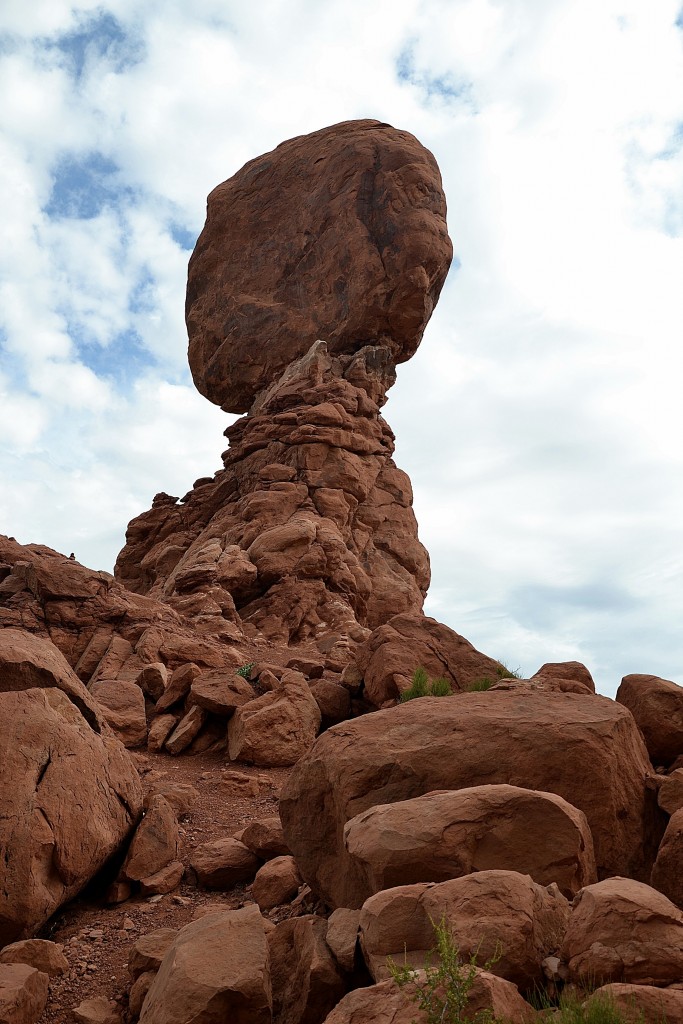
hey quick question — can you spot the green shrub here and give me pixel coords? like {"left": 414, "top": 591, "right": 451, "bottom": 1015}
{"left": 468, "top": 660, "right": 523, "bottom": 692}
{"left": 387, "top": 917, "right": 499, "bottom": 1024}
{"left": 539, "top": 989, "right": 648, "bottom": 1024}
{"left": 236, "top": 662, "right": 255, "bottom": 679}
{"left": 400, "top": 667, "right": 453, "bottom": 702}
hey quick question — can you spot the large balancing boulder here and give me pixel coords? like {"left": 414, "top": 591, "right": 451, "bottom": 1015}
{"left": 280, "top": 691, "right": 660, "bottom": 908}
{"left": 186, "top": 119, "right": 453, "bottom": 412}
{"left": 0, "top": 631, "right": 143, "bottom": 943}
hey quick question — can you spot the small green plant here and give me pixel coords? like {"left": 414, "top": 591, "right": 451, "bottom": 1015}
{"left": 468, "top": 660, "right": 523, "bottom": 692}
{"left": 400, "top": 667, "right": 453, "bottom": 702}
{"left": 538, "top": 989, "right": 648, "bottom": 1024}
{"left": 387, "top": 917, "right": 499, "bottom": 1024}
{"left": 236, "top": 662, "right": 255, "bottom": 679}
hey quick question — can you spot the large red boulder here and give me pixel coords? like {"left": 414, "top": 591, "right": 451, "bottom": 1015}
{"left": 343, "top": 784, "right": 596, "bottom": 901}
{"left": 616, "top": 674, "right": 683, "bottom": 767}
{"left": 0, "top": 633, "right": 143, "bottom": 942}
{"left": 560, "top": 877, "right": 683, "bottom": 986}
{"left": 280, "top": 691, "right": 660, "bottom": 908}
{"left": 186, "top": 119, "right": 452, "bottom": 412}
{"left": 358, "top": 870, "right": 569, "bottom": 991}
{"left": 651, "top": 808, "right": 683, "bottom": 908}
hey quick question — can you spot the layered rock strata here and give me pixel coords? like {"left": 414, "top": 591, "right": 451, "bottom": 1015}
{"left": 115, "top": 119, "right": 453, "bottom": 649}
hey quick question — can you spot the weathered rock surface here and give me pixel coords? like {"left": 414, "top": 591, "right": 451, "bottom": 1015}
{"left": 358, "top": 870, "right": 569, "bottom": 990}
{"left": 0, "top": 939, "right": 68, "bottom": 977}
{"left": 190, "top": 837, "right": 261, "bottom": 889}
{"left": 651, "top": 807, "right": 683, "bottom": 908}
{"left": 72, "top": 995, "right": 121, "bottom": 1023}
{"left": 344, "top": 784, "right": 597, "bottom": 901}
{"left": 227, "top": 671, "right": 321, "bottom": 766}
{"left": 320, "top": 972, "right": 535, "bottom": 1024}
{"left": 560, "top": 877, "right": 683, "bottom": 986}
{"left": 355, "top": 612, "right": 502, "bottom": 705}
{"left": 186, "top": 119, "right": 452, "bottom": 412}
{"left": 240, "top": 817, "right": 290, "bottom": 860}
{"left": 0, "top": 963, "right": 49, "bottom": 1024}
{"left": 529, "top": 661, "right": 596, "bottom": 694}
{"left": 138, "top": 906, "right": 271, "bottom": 1024}
{"left": 0, "top": 535, "right": 246, "bottom": 679}
{"left": 280, "top": 691, "right": 660, "bottom": 908}
{"left": 121, "top": 795, "right": 179, "bottom": 883}
{"left": 659, "top": 768, "right": 683, "bottom": 815}
{"left": 90, "top": 679, "right": 148, "bottom": 748}
{"left": 251, "top": 855, "right": 302, "bottom": 912}
{"left": 325, "top": 910, "right": 361, "bottom": 974}
{"left": 585, "top": 983, "right": 683, "bottom": 1024}
{"left": 128, "top": 928, "right": 178, "bottom": 980}
{"left": 268, "top": 915, "right": 345, "bottom": 1024}
{"left": 0, "top": 633, "right": 142, "bottom": 943}
{"left": 616, "top": 674, "right": 683, "bottom": 767}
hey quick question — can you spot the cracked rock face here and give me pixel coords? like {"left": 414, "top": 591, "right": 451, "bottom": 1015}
{"left": 0, "top": 630, "right": 142, "bottom": 943}
{"left": 186, "top": 119, "right": 452, "bottom": 413}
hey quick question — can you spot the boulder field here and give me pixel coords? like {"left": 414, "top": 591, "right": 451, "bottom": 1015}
{"left": 1, "top": 120, "right": 683, "bottom": 1022}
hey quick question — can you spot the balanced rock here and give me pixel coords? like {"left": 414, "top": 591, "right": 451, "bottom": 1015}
{"left": 280, "top": 691, "right": 659, "bottom": 908}
{"left": 0, "top": 636, "right": 142, "bottom": 943}
{"left": 358, "top": 870, "right": 569, "bottom": 991}
{"left": 344, "top": 784, "right": 597, "bottom": 902}
{"left": 138, "top": 906, "right": 271, "bottom": 1024}
{"left": 560, "top": 877, "right": 683, "bottom": 986}
{"left": 616, "top": 673, "right": 683, "bottom": 767}
{"left": 186, "top": 119, "right": 452, "bottom": 412}
{"left": 114, "top": 121, "right": 452, "bottom": 646}
{"left": 529, "top": 661, "right": 595, "bottom": 694}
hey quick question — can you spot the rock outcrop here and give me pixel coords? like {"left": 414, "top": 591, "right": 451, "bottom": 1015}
{"left": 114, "top": 120, "right": 452, "bottom": 651}
{"left": 616, "top": 673, "right": 683, "bottom": 768}
{"left": 0, "top": 630, "right": 142, "bottom": 943}
{"left": 280, "top": 691, "right": 662, "bottom": 908}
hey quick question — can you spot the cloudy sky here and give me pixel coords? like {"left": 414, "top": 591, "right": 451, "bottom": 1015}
{"left": 1, "top": 0, "right": 682, "bottom": 696}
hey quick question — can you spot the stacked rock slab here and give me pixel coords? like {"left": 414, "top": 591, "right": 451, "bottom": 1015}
{"left": 115, "top": 120, "right": 453, "bottom": 647}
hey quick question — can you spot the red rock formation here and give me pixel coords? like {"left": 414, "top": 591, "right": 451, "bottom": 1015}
{"left": 280, "top": 691, "right": 663, "bottom": 908}
{"left": 113, "top": 120, "right": 452, "bottom": 654}
{"left": 186, "top": 119, "right": 452, "bottom": 413}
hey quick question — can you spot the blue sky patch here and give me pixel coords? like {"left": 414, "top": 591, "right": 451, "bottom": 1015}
{"left": 170, "top": 223, "right": 198, "bottom": 250}
{"left": 77, "top": 328, "right": 157, "bottom": 388}
{"left": 45, "top": 152, "right": 134, "bottom": 220}
{"left": 48, "top": 10, "right": 145, "bottom": 81}
{"left": 396, "top": 43, "right": 474, "bottom": 108}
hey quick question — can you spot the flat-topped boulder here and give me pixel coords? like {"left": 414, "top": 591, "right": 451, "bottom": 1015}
{"left": 280, "top": 690, "right": 661, "bottom": 908}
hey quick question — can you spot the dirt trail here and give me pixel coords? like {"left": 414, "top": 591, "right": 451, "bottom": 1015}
{"left": 38, "top": 752, "right": 296, "bottom": 1023}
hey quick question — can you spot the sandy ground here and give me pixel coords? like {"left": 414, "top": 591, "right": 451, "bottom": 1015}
{"left": 37, "top": 751, "right": 308, "bottom": 1023}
